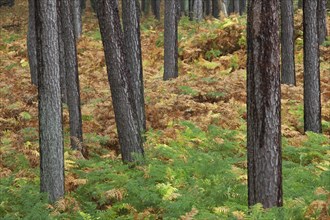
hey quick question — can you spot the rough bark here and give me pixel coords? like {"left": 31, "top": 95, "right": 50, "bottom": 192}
{"left": 27, "top": 0, "right": 38, "bottom": 86}
{"left": 60, "top": 0, "right": 84, "bottom": 150}
{"left": 317, "top": 0, "right": 327, "bottom": 44}
{"left": 281, "top": 0, "right": 296, "bottom": 85}
{"left": 247, "top": 0, "right": 283, "bottom": 208}
{"left": 212, "top": 0, "right": 219, "bottom": 18}
{"left": 151, "top": 0, "right": 161, "bottom": 20}
{"left": 57, "top": 4, "right": 68, "bottom": 104}
{"left": 193, "top": 0, "right": 203, "bottom": 21}
{"left": 233, "top": 0, "right": 240, "bottom": 13}
{"left": 35, "top": 0, "right": 65, "bottom": 203}
{"left": 122, "top": 0, "right": 147, "bottom": 136}
{"left": 303, "top": 0, "right": 322, "bottom": 133}
{"left": 164, "top": 0, "right": 179, "bottom": 80}
{"left": 96, "top": 0, "right": 144, "bottom": 163}
{"left": 71, "top": 0, "right": 82, "bottom": 39}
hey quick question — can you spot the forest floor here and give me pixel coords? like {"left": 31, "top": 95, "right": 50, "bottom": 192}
{"left": 0, "top": 1, "right": 330, "bottom": 219}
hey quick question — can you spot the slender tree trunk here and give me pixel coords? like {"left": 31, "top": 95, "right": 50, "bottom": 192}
{"left": 239, "top": 0, "right": 246, "bottom": 15}
{"left": 59, "top": 0, "right": 84, "bottom": 150}
{"left": 35, "top": 0, "right": 65, "bottom": 203}
{"left": 298, "top": 0, "right": 302, "bottom": 9}
{"left": 227, "top": 0, "right": 234, "bottom": 14}
{"left": 317, "top": 0, "right": 327, "bottom": 44}
{"left": 303, "top": 0, "right": 322, "bottom": 133}
{"left": 205, "top": 0, "right": 211, "bottom": 16}
{"left": 57, "top": 6, "right": 68, "bottom": 104}
{"left": 142, "top": 0, "right": 150, "bottom": 15}
{"left": 281, "top": 0, "right": 296, "bottom": 85}
{"left": 164, "top": 0, "right": 179, "bottom": 80}
{"left": 189, "top": 0, "right": 194, "bottom": 20}
{"left": 220, "top": 0, "right": 228, "bottom": 17}
{"left": 96, "top": 0, "right": 144, "bottom": 163}
{"left": 122, "top": 0, "right": 147, "bottom": 136}
{"left": 193, "top": 0, "right": 203, "bottom": 21}
{"left": 247, "top": 0, "right": 283, "bottom": 208}
{"left": 27, "top": 0, "right": 38, "bottom": 86}
{"left": 0, "top": 0, "right": 14, "bottom": 7}
{"left": 212, "top": 0, "right": 219, "bottom": 18}
{"left": 71, "top": 0, "right": 82, "bottom": 39}
{"left": 151, "top": 0, "right": 161, "bottom": 20}
{"left": 233, "top": 0, "right": 239, "bottom": 13}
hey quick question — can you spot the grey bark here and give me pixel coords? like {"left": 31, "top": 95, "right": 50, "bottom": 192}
{"left": 71, "top": 0, "right": 82, "bottom": 39}
{"left": 303, "top": 0, "right": 322, "bottom": 133}
{"left": 151, "top": 0, "right": 161, "bottom": 20}
{"left": 247, "top": 0, "right": 283, "bottom": 208}
{"left": 27, "top": 0, "right": 38, "bottom": 86}
{"left": 239, "top": 0, "right": 246, "bottom": 15}
{"left": 281, "top": 0, "right": 296, "bottom": 85}
{"left": 317, "top": 0, "right": 328, "bottom": 44}
{"left": 212, "top": 0, "right": 219, "bottom": 18}
{"left": 60, "top": 0, "right": 84, "bottom": 150}
{"left": 193, "top": 0, "right": 203, "bottom": 21}
{"left": 233, "top": 0, "right": 240, "bottom": 13}
{"left": 96, "top": 0, "right": 144, "bottom": 163}
{"left": 35, "top": 0, "right": 65, "bottom": 203}
{"left": 57, "top": 6, "right": 68, "bottom": 104}
{"left": 142, "top": 0, "right": 150, "bottom": 15}
{"left": 122, "top": 0, "right": 147, "bottom": 136}
{"left": 164, "top": 0, "right": 179, "bottom": 80}
{"left": 205, "top": 0, "right": 211, "bottom": 16}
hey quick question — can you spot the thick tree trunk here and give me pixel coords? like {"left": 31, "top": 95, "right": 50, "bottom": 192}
{"left": 35, "top": 0, "right": 65, "bottom": 203}
{"left": 164, "top": 0, "right": 179, "bottom": 80}
{"left": 212, "top": 0, "right": 219, "bottom": 18}
{"left": 59, "top": 0, "right": 84, "bottom": 150}
{"left": 151, "top": 0, "right": 161, "bottom": 20}
{"left": 122, "top": 0, "right": 147, "bottom": 136}
{"left": 96, "top": 0, "right": 144, "bottom": 163}
{"left": 27, "top": 0, "right": 38, "bottom": 86}
{"left": 303, "top": 0, "right": 322, "bottom": 133}
{"left": 317, "top": 0, "right": 328, "bottom": 44}
{"left": 281, "top": 0, "right": 295, "bottom": 85}
{"left": 247, "top": 0, "right": 282, "bottom": 208}
{"left": 193, "top": 0, "right": 203, "bottom": 21}
{"left": 71, "top": 0, "right": 82, "bottom": 39}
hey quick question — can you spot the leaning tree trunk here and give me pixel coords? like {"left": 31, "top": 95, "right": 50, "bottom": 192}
{"left": 164, "top": 0, "right": 179, "bottom": 80}
{"left": 193, "top": 0, "right": 203, "bottom": 21}
{"left": 27, "top": 0, "right": 38, "bottom": 86}
{"left": 281, "top": 0, "right": 296, "bottom": 85}
{"left": 35, "top": 0, "right": 65, "bottom": 203}
{"left": 151, "top": 0, "right": 161, "bottom": 20}
{"left": 317, "top": 0, "right": 327, "bottom": 44}
{"left": 96, "top": 0, "right": 144, "bottom": 163}
{"left": 303, "top": 0, "right": 322, "bottom": 133}
{"left": 212, "top": 0, "right": 220, "bottom": 18}
{"left": 247, "top": 0, "right": 283, "bottom": 208}
{"left": 122, "top": 0, "right": 147, "bottom": 136}
{"left": 59, "top": 0, "right": 84, "bottom": 150}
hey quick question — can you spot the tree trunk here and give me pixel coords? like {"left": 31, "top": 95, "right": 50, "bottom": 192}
{"left": 0, "top": 0, "right": 14, "bottom": 7}
{"left": 35, "top": 0, "right": 65, "bottom": 203}
{"left": 212, "top": 0, "right": 219, "bottom": 18}
{"left": 247, "top": 0, "right": 283, "bottom": 208}
{"left": 281, "top": 0, "right": 295, "bottom": 85}
{"left": 27, "top": 0, "right": 38, "bottom": 86}
{"left": 164, "top": 0, "right": 179, "bottom": 80}
{"left": 233, "top": 0, "right": 239, "bottom": 13}
{"left": 303, "top": 0, "right": 322, "bottom": 133}
{"left": 205, "top": 0, "right": 211, "bottom": 16}
{"left": 227, "top": 0, "right": 234, "bottom": 14}
{"left": 317, "top": 0, "right": 327, "bottom": 44}
{"left": 142, "top": 0, "right": 150, "bottom": 15}
{"left": 57, "top": 6, "right": 68, "bottom": 104}
{"left": 297, "top": 0, "right": 302, "bottom": 9}
{"left": 59, "top": 0, "right": 84, "bottom": 150}
{"left": 239, "top": 0, "right": 246, "bottom": 15}
{"left": 96, "top": 0, "right": 144, "bottom": 163}
{"left": 122, "top": 0, "right": 147, "bottom": 136}
{"left": 151, "top": 0, "right": 161, "bottom": 20}
{"left": 193, "top": 0, "right": 203, "bottom": 21}
{"left": 71, "top": 0, "right": 82, "bottom": 39}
